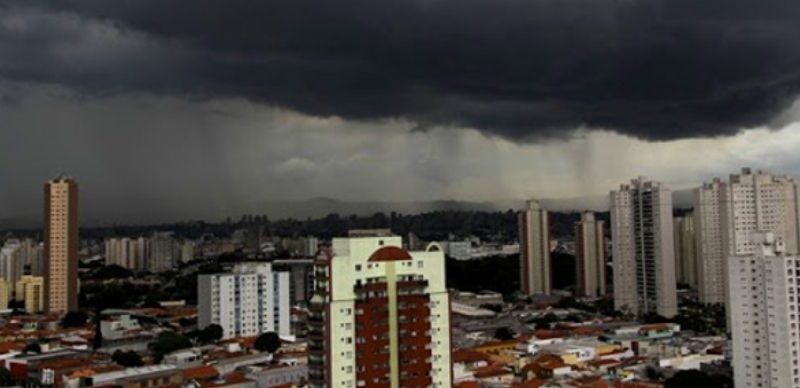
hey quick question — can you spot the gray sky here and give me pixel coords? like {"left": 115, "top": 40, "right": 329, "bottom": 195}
{"left": 2, "top": 1, "right": 800, "bottom": 225}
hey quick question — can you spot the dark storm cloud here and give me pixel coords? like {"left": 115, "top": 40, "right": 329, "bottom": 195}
{"left": 3, "top": 0, "right": 800, "bottom": 140}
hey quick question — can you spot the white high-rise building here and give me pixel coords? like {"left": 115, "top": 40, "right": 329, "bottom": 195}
{"left": 308, "top": 234, "right": 451, "bottom": 388}
{"left": 610, "top": 178, "right": 678, "bottom": 317}
{"left": 519, "top": 199, "right": 551, "bottom": 295}
{"left": 694, "top": 179, "right": 727, "bottom": 303}
{"left": 695, "top": 168, "right": 800, "bottom": 305}
{"left": 198, "top": 262, "right": 290, "bottom": 339}
{"left": 673, "top": 214, "right": 697, "bottom": 288}
{"left": 729, "top": 232, "right": 800, "bottom": 388}
{"left": 575, "top": 212, "right": 606, "bottom": 298}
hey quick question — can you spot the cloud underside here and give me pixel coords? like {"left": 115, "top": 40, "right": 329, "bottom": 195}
{"left": 2, "top": 0, "right": 800, "bottom": 141}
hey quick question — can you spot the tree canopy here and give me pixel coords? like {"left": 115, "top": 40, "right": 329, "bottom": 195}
{"left": 254, "top": 332, "right": 281, "bottom": 354}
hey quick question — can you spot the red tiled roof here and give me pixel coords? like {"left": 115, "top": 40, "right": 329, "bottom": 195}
{"left": 452, "top": 349, "right": 491, "bottom": 363}
{"left": 513, "top": 379, "right": 546, "bottom": 388}
{"left": 182, "top": 365, "right": 219, "bottom": 380}
{"left": 473, "top": 364, "right": 512, "bottom": 378}
{"left": 368, "top": 246, "right": 412, "bottom": 262}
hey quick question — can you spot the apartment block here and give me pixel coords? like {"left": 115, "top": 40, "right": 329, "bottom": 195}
{"left": 198, "top": 262, "right": 290, "bottom": 339}
{"left": 729, "top": 233, "right": 800, "bottom": 388}
{"left": 308, "top": 234, "right": 452, "bottom": 388}
{"left": 575, "top": 212, "right": 606, "bottom": 298}
{"left": 610, "top": 178, "right": 677, "bottom": 317}
{"left": 519, "top": 200, "right": 551, "bottom": 295}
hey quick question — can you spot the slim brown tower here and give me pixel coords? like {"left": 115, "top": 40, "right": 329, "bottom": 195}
{"left": 44, "top": 176, "right": 79, "bottom": 314}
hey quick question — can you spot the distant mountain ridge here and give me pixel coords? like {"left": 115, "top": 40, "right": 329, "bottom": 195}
{"left": 0, "top": 190, "right": 695, "bottom": 230}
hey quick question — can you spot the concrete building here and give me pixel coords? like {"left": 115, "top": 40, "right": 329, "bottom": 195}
{"left": 179, "top": 240, "right": 195, "bottom": 263}
{"left": 308, "top": 234, "right": 452, "bottom": 388}
{"left": 519, "top": 199, "right": 551, "bottom": 295}
{"left": 575, "top": 212, "right": 606, "bottom": 298}
{"left": 694, "top": 178, "right": 726, "bottom": 303}
{"left": 729, "top": 233, "right": 800, "bottom": 388}
{"left": 105, "top": 237, "right": 141, "bottom": 270}
{"left": 16, "top": 275, "right": 45, "bottom": 313}
{"left": 695, "top": 168, "right": 800, "bottom": 305}
{"left": 673, "top": 214, "right": 698, "bottom": 288}
{"left": 148, "top": 233, "right": 177, "bottom": 272}
{"left": 0, "top": 241, "right": 25, "bottom": 290}
{"left": 610, "top": 178, "right": 677, "bottom": 317}
{"left": 198, "top": 262, "right": 290, "bottom": 339}
{"left": 0, "top": 279, "right": 9, "bottom": 309}
{"left": 44, "top": 176, "right": 79, "bottom": 314}
{"left": 272, "top": 259, "right": 315, "bottom": 306}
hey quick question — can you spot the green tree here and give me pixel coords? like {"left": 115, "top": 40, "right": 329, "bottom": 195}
{"left": 198, "top": 324, "right": 224, "bottom": 344}
{"left": 112, "top": 350, "right": 144, "bottom": 367}
{"left": 254, "top": 332, "right": 281, "bottom": 354}
{"left": 150, "top": 331, "right": 192, "bottom": 363}
{"left": 94, "top": 265, "right": 133, "bottom": 280}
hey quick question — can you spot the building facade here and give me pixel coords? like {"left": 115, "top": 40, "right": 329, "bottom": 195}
{"left": 695, "top": 168, "right": 800, "bottom": 305}
{"left": 519, "top": 200, "right": 551, "bottom": 295}
{"left": 0, "top": 241, "right": 25, "bottom": 291}
{"left": 694, "top": 179, "right": 726, "bottom": 303}
{"left": 16, "top": 275, "right": 45, "bottom": 313}
{"left": 729, "top": 233, "right": 800, "bottom": 388}
{"left": 198, "top": 262, "right": 290, "bottom": 339}
{"left": 575, "top": 212, "right": 606, "bottom": 298}
{"left": 673, "top": 214, "right": 697, "bottom": 288}
{"left": 44, "top": 177, "right": 79, "bottom": 314}
{"left": 308, "top": 235, "right": 452, "bottom": 388}
{"left": 610, "top": 178, "right": 677, "bottom": 317}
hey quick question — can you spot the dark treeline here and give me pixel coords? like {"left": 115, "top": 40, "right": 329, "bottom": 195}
{"left": 5, "top": 210, "right": 610, "bottom": 242}
{"left": 446, "top": 253, "right": 578, "bottom": 296}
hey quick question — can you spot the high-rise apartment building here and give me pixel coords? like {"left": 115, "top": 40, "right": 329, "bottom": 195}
{"left": 308, "top": 234, "right": 452, "bottom": 388}
{"left": 0, "top": 241, "right": 25, "bottom": 289}
{"left": 610, "top": 178, "right": 678, "bottom": 317}
{"left": 16, "top": 275, "right": 45, "bottom": 313}
{"left": 575, "top": 212, "right": 606, "bottom": 298}
{"left": 519, "top": 200, "right": 551, "bottom": 295}
{"left": 673, "top": 215, "right": 697, "bottom": 288}
{"left": 105, "top": 237, "right": 139, "bottom": 270}
{"left": 729, "top": 233, "right": 800, "bottom": 388}
{"left": 694, "top": 178, "right": 726, "bottom": 303}
{"left": 198, "top": 262, "right": 290, "bottom": 339}
{"left": 149, "top": 232, "right": 178, "bottom": 272}
{"left": 694, "top": 169, "right": 800, "bottom": 304}
{"left": 44, "top": 177, "right": 79, "bottom": 314}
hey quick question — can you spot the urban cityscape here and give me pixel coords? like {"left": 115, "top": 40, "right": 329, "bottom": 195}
{"left": 4, "top": 1, "right": 800, "bottom": 387}
{"left": 2, "top": 169, "right": 798, "bottom": 387}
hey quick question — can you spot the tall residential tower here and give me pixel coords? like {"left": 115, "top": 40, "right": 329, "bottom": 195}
{"left": 610, "top": 178, "right": 677, "bottom": 317}
{"left": 694, "top": 168, "right": 800, "bottom": 304}
{"left": 673, "top": 214, "right": 697, "bottom": 288}
{"left": 519, "top": 200, "right": 551, "bottom": 295}
{"left": 729, "top": 233, "right": 800, "bottom": 388}
{"left": 575, "top": 212, "right": 606, "bottom": 298}
{"left": 44, "top": 177, "right": 79, "bottom": 314}
{"left": 308, "top": 233, "right": 451, "bottom": 388}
